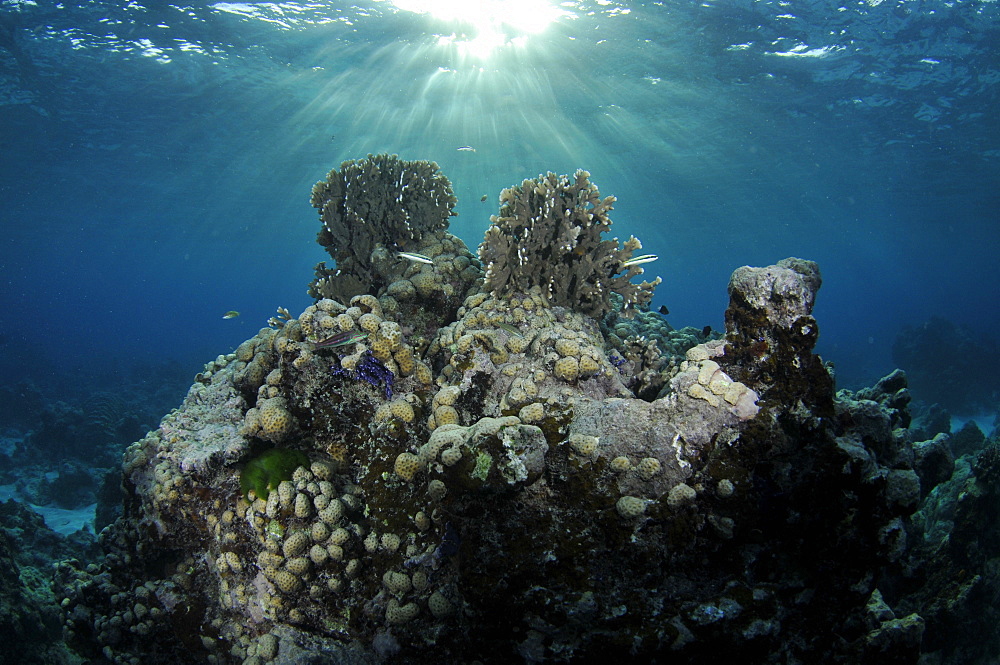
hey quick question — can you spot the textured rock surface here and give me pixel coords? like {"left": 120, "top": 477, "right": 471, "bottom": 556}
{"left": 44, "top": 198, "right": 1000, "bottom": 665}
{"left": 0, "top": 499, "right": 94, "bottom": 665}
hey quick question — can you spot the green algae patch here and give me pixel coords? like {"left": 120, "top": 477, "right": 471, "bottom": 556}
{"left": 471, "top": 451, "right": 493, "bottom": 483}
{"left": 240, "top": 447, "right": 309, "bottom": 501}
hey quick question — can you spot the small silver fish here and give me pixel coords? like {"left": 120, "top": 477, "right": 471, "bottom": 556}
{"left": 456, "top": 146, "right": 476, "bottom": 152}
{"left": 622, "top": 254, "right": 658, "bottom": 267}
{"left": 223, "top": 310, "right": 240, "bottom": 319}
{"left": 398, "top": 251, "right": 434, "bottom": 265}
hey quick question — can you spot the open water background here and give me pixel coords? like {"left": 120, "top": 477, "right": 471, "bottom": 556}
{"left": 1, "top": 0, "right": 997, "bottom": 399}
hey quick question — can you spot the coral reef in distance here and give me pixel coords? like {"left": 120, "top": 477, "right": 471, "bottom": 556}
{"left": 42, "top": 156, "right": 1000, "bottom": 664}
{"left": 892, "top": 316, "right": 1000, "bottom": 415}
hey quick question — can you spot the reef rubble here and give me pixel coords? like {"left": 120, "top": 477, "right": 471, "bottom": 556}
{"left": 46, "top": 157, "right": 1000, "bottom": 664}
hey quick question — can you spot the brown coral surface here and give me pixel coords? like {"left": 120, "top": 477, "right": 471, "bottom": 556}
{"left": 50, "top": 162, "right": 999, "bottom": 665}
{"left": 478, "top": 170, "right": 660, "bottom": 319}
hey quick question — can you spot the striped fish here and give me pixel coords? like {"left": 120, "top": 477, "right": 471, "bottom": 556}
{"left": 314, "top": 331, "right": 368, "bottom": 349}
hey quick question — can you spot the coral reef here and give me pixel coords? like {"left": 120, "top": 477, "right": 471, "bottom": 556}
{"left": 310, "top": 229, "right": 484, "bottom": 343}
{"left": 38, "top": 163, "right": 1000, "bottom": 665}
{"left": 596, "top": 296, "right": 721, "bottom": 402}
{"left": 50, "top": 252, "right": 965, "bottom": 664}
{"left": 478, "top": 170, "right": 661, "bottom": 319}
{"left": 892, "top": 316, "right": 1000, "bottom": 415}
{"left": 0, "top": 499, "right": 96, "bottom": 665}
{"left": 240, "top": 448, "right": 310, "bottom": 501}
{"left": 309, "top": 153, "right": 461, "bottom": 300}
{"left": 723, "top": 257, "right": 833, "bottom": 415}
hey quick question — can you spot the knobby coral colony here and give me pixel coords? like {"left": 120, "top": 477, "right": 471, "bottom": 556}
{"left": 478, "top": 169, "right": 662, "bottom": 319}
{"left": 52, "top": 156, "right": 991, "bottom": 665}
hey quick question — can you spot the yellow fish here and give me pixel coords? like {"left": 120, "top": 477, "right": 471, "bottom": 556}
{"left": 223, "top": 311, "right": 240, "bottom": 319}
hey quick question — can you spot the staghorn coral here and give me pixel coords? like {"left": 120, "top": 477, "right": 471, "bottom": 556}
{"left": 310, "top": 153, "right": 457, "bottom": 298}
{"left": 478, "top": 169, "right": 661, "bottom": 319}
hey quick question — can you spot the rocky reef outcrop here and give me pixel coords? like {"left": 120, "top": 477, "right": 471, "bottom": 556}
{"left": 47, "top": 162, "right": 1000, "bottom": 664}
{"left": 0, "top": 499, "right": 96, "bottom": 665}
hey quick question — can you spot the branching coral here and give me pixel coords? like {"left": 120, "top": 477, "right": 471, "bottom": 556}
{"left": 478, "top": 169, "right": 660, "bottom": 319}
{"left": 310, "top": 153, "right": 458, "bottom": 296}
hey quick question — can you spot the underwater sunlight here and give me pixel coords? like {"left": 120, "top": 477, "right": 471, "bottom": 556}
{"left": 1, "top": 0, "right": 998, "bottom": 662}
{"left": 392, "top": 0, "right": 568, "bottom": 59}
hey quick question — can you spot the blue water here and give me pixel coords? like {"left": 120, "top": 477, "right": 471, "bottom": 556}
{"left": 1, "top": 0, "right": 997, "bottom": 397}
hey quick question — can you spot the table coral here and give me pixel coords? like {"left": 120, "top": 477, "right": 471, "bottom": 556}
{"left": 310, "top": 153, "right": 458, "bottom": 298}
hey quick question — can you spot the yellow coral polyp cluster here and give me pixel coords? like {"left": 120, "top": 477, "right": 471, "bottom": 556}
{"left": 394, "top": 452, "right": 423, "bottom": 482}
{"left": 553, "top": 356, "right": 580, "bottom": 382}
{"left": 383, "top": 570, "right": 411, "bottom": 596}
{"left": 414, "top": 361, "right": 433, "bottom": 385}
{"left": 637, "top": 456, "right": 661, "bottom": 481}
{"left": 421, "top": 380, "right": 446, "bottom": 405}
{"left": 350, "top": 293, "right": 383, "bottom": 318}
{"left": 428, "top": 591, "right": 453, "bottom": 618}
{"left": 456, "top": 334, "right": 474, "bottom": 355}
{"left": 667, "top": 482, "right": 697, "bottom": 507}
{"left": 386, "top": 279, "right": 416, "bottom": 300}
{"left": 390, "top": 398, "right": 416, "bottom": 423}
{"left": 616, "top": 495, "right": 647, "bottom": 518}
{"left": 410, "top": 270, "right": 440, "bottom": 297}
{"left": 610, "top": 456, "right": 632, "bottom": 472}
{"left": 440, "top": 446, "right": 462, "bottom": 466}
{"left": 434, "top": 405, "right": 460, "bottom": 427}
{"left": 503, "top": 377, "right": 538, "bottom": 412}
{"left": 335, "top": 313, "right": 356, "bottom": 332}
{"left": 386, "top": 598, "right": 420, "bottom": 624}
{"left": 554, "top": 338, "right": 580, "bottom": 357}
{"left": 518, "top": 402, "right": 545, "bottom": 424}
{"left": 379, "top": 320, "right": 403, "bottom": 347}
{"left": 394, "top": 346, "right": 415, "bottom": 375}
{"left": 358, "top": 312, "right": 381, "bottom": 333}
{"left": 506, "top": 334, "right": 530, "bottom": 354}
{"left": 579, "top": 354, "right": 600, "bottom": 378}
{"left": 273, "top": 569, "right": 303, "bottom": 593}
{"left": 568, "top": 433, "right": 599, "bottom": 457}
{"left": 258, "top": 397, "right": 294, "bottom": 442}
{"left": 370, "top": 335, "right": 393, "bottom": 362}
{"left": 419, "top": 425, "right": 466, "bottom": 464}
